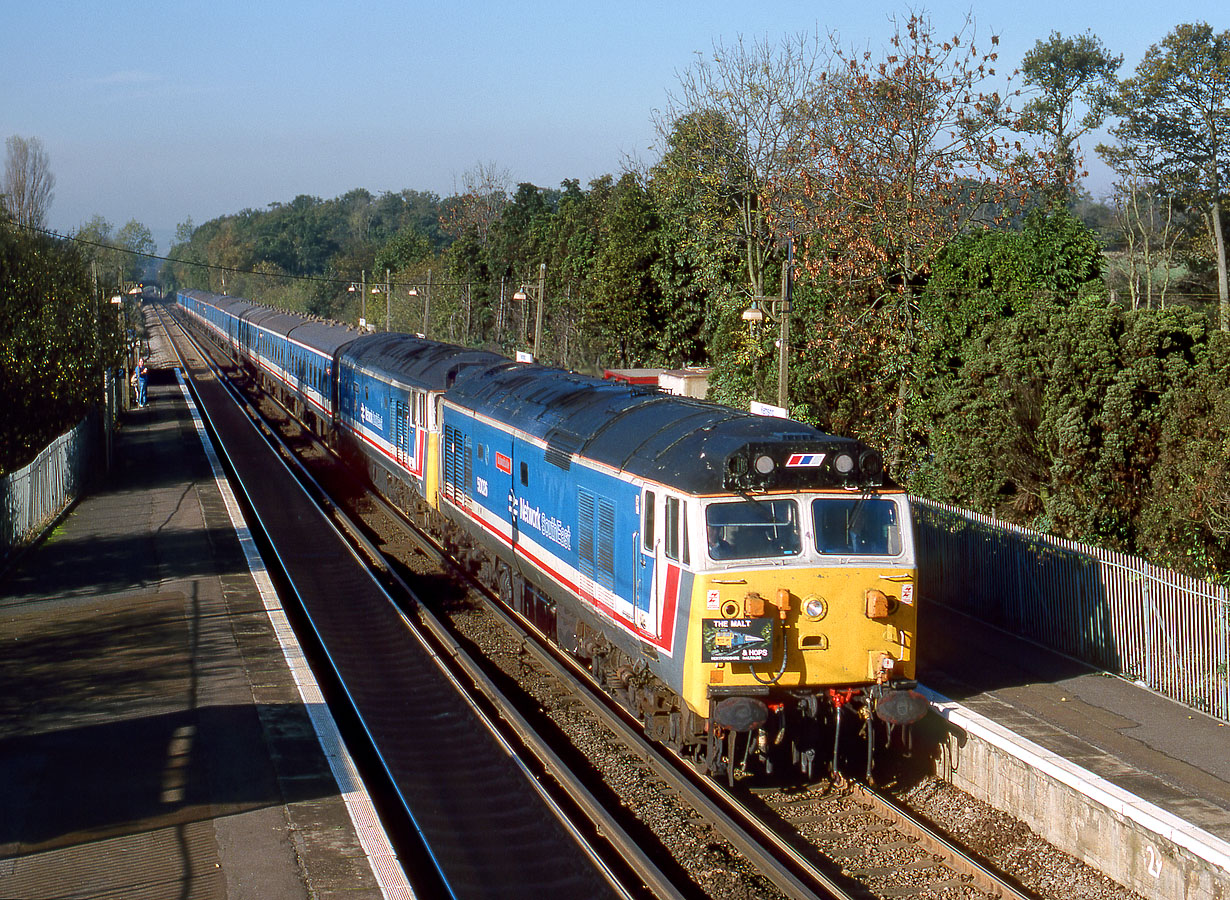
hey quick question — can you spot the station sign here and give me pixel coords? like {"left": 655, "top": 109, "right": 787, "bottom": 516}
{"left": 750, "top": 400, "right": 788, "bottom": 418}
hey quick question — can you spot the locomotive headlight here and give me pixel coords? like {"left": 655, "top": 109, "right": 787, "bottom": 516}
{"left": 833, "top": 452, "right": 855, "bottom": 475}
{"left": 803, "top": 595, "right": 827, "bottom": 619}
{"left": 754, "top": 454, "right": 775, "bottom": 475}
{"left": 859, "top": 449, "right": 884, "bottom": 480}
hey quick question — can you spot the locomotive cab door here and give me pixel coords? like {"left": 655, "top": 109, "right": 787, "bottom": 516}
{"left": 636, "top": 489, "right": 658, "bottom": 635}
{"left": 637, "top": 490, "right": 689, "bottom": 639}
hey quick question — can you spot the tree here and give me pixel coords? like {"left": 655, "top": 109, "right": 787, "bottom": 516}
{"left": 1099, "top": 22, "right": 1230, "bottom": 330}
{"left": 2, "top": 135, "right": 55, "bottom": 229}
{"left": 74, "top": 216, "right": 154, "bottom": 287}
{"left": 1018, "top": 31, "right": 1122, "bottom": 204}
{"left": 539, "top": 178, "right": 607, "bottom": 369}
{"left": 790, "top": 13, "right": 1045, "bottom": 464}
{"left": 654, "top": 31, "right": 827, "bottom": 301}
{"left": 1140, "top": 329, "right": 1230, "bottom": 579}
{"left": 162, "top": 218, "right": 208, "bottom": 295}
{"left": 440, "top": 161, "right": 511, "bottom": 249}
{"left": 588, "top": 173, "right": 664, "bottom": 366}
{"left": 1106, "top": 161, "right": 1189, "bottom": 309}
{"left": 374, "top": 226, "right": 432, "bottom": 275}
{"left": 906, "top": 209, "right": 1108, "bottom": 518}
{"left": 0, "top": 223, "right": 104, "bottom": 472}
{"left": 116, "top": 219, "right": 156, "bottom": 283}
{"left": 206, "top": 219, "right": 252, "bottom": 294}
{"left": 437, "top": 163, "right": 511, "bottom": 345}
{"left": 649, "top": 111, "right": 750, "bottom": 330}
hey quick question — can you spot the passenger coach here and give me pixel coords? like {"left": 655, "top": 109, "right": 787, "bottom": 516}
{"left": 179, "top": 290, "right": 356, "bottom": 435}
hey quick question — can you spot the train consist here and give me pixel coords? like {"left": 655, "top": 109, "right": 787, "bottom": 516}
{"left": 177, "top": 289, "right": 929, "bottom": 780}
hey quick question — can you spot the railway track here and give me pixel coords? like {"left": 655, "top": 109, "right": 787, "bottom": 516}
{"left": 162, "top": 301, "right": 1047, "bottom": 900}
{"left": 157, "top": 306, "right": 668, "bottom": 900}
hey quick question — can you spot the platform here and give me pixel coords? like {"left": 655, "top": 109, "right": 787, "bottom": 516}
{"left": 919, "top": 601, "right": 1230, "bottom": 898}
{"left": 0, "top": 321, "right": 400, "bottom": 899}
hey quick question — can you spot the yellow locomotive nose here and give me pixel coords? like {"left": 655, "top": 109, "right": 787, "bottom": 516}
{"left": 693, "top": 568, "right": 917, "bottom": 707}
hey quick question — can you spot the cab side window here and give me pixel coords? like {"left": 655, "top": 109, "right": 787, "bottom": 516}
{"left": 665, "top": 496, "right": 690, "bottom": 565}
{"left": 642, "top": 490, "right": 655, "bottom": 552}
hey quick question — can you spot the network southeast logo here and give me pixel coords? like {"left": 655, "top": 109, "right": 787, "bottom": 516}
{"left": 517, "top": 497, "right": 572, "bottom": 551}
{"left": 360, "top": 404, "right": 383, "bottom": 430}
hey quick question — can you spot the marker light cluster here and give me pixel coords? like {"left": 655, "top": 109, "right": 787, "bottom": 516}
{"left": 724, "top": 442, "right": 885, "bottom": 491}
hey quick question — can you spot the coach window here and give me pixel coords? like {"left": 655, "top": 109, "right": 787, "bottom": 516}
{"left": 642, "top": 490, "right": 655, "bottom": 552}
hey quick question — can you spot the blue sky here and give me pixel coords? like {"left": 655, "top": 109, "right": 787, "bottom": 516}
{"left": 3, "top": 1, "right": 1225, "bottom": 251}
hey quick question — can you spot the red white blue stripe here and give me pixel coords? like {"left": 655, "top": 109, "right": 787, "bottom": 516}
{"left": 786, "top": 452, "right": 825, "bottom": 468}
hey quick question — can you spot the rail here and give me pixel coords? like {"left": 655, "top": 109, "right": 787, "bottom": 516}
{"left": 161, "top": 303, "right": 667, "bottom": 899}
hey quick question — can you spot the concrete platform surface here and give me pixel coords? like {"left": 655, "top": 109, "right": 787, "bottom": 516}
{"left": 0, "top": 323, "right": 394, "bottom": 900}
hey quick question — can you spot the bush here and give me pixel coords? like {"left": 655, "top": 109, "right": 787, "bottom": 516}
{"left": 0, "top": 224, "right": 106, "bottom": 474}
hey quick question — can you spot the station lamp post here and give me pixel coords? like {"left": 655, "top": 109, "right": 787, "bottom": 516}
{"left": 742, "top": 240, "right": 793, "bottom": 412}
{"left": 366, "top": 269, "right": 391, "bottom": 331}
{"left": 512, "top": 263, "right": 547, "bottom": 361}
{"left": 110, "top": 293, "right": 130, "bottom": 412}
{"left": 348, "top": 270, "right": 368, "bottom": 330}
{"left": 407, "top": 268, "right": 432, "bottom": 337}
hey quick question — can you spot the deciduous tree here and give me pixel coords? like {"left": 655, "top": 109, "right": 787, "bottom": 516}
{"left": 654, "top": 31, "right": 828, "bottom": 301}
{"left": 1106, "top": 161, "right": 1189, "bottom": 309}
{"left": 790, "top": 12, "right": 1044, "bottom": 464}
{"left": 1099, "top": 22, "right": 1230, "bottom": 330}
{"left": 1018, "top": 31, "right": 1121, "bottom": 204}
{"left": 116, "top": 220, "right": 155, "bottom": 283}
{"left": 2, "top": 135, "right": 55, "bottom": 229}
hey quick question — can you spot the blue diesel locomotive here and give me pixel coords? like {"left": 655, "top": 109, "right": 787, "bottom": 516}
{"left": 178, "top": 289, "right": 928, "bottom": 779}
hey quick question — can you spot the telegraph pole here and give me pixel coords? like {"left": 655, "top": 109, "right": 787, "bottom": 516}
{"left": 778, "top": 239, "right": 792, "bottom": 410}
{"left": 533, "top": 262, "right": 546, "bottom": 360}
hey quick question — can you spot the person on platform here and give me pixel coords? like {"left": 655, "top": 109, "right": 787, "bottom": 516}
{"left": 137, "top": 357, "right": 149, "bottom": 407}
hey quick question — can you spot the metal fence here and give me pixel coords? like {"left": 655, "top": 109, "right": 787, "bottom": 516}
{"left": 1, "top": 416, "right": 96, "bottom": 563}
{"left": 913, "top": 497, "right": 1230, "bottom": 722}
